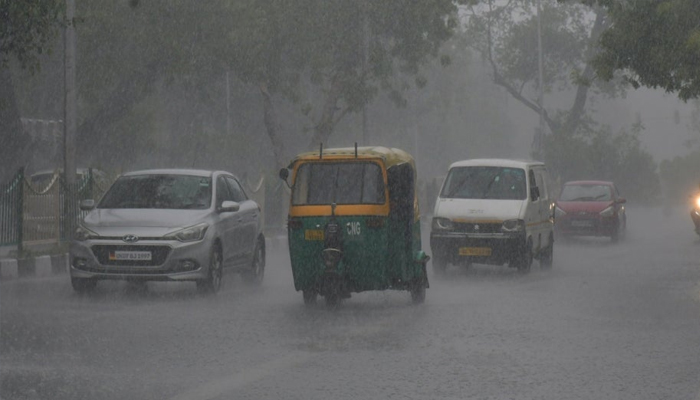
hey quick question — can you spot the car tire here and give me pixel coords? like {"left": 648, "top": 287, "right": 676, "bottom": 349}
{"left": 71, "top": 277, "right": 97, "bottom": 294}
{"left": 197, "top": 246, "right": 222, "bottom": 294}
{"left": 243, "top": 237, "right": 265, "bottom": 286}
{"left": 513, "top": 240, "right": 533, "bottom": 274}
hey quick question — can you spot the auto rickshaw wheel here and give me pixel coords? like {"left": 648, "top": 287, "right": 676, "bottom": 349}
{"left": 325, "top": 293, "right": 340, "bottom": 308}
{"left": 303, "top": 290, "right": 317, "bottom": 305}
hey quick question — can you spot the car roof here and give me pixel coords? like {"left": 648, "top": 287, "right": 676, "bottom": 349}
{"left": 449, "top": 158, "right": 545, "bottom": 169}
{"left": 564, "top": 180, "right": 614, "bottom": 186}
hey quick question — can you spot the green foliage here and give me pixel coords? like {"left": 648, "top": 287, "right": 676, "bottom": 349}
{"left": 542, "top": 123, "right": 660, "bottom": 204}
{"left": 593, "top": 0, "right": 700, "bottom": 101}
{"left": 0, "top": 0, "right": 63, "bottom": 71}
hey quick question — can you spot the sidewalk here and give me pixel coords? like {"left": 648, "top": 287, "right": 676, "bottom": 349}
{"left": 0, "top": 245, "right": 68, "bottom": 281}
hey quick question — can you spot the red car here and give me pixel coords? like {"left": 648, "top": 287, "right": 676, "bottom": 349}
{"left": 554, "top": 180, "right": 627, "bottom": 242}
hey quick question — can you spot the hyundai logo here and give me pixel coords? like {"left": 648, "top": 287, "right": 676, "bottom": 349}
{"left": 123, "top": 234, "right": 139, "bottom": 243}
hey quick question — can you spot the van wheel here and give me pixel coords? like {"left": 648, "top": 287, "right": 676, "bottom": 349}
{"left": 432, "top": 255, "right": 447, "bottom": 277}
{"left": 513, "top": 240, "right": 533, "bottom": 274}
{"left": 540, "top": 243, "right": 553, "bottom": 270}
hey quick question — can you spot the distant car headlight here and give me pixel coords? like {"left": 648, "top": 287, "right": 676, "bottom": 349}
{"left": 599, "top": 206, "right": 614, "bottom": 217}
{"left": 74, "top": 225, "right": 99, "bottom": 241}
{"left": 554, "top": 206, "right": 566, "bottom": 218}
{"left": 502, "top": 219, "right": 525, "bottom": 232}
{"left": 695, "top": 196, "right": 700, "bottom": 209}
{"left": 432, "top": 217, "right": 454, "bottom": 231}
{"left": 164, "top": 223, "right": 209, "bottom": 242}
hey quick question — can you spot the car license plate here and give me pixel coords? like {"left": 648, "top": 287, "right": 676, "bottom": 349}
{"left": 571, "top": 220, "right": 593, "bottom": 227}
{"left": 304, "top": 229, "right": 324, "bottom": 241}
{"left": 459, "top": 247, "right": 492, "bottom": 256}
{"left": 109, "top": 251, "right": 152, "bottom": 261}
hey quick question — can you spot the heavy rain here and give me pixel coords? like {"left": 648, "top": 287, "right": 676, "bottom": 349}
{"left": 1, "top": 1, "right": 700, "bottom": 399}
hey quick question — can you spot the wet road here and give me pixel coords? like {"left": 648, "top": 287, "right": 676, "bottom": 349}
{"left": 2, "top": 206, "right": 700, "bottom": 400}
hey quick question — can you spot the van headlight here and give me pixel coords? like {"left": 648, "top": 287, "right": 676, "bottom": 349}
{"left": 432, "top": 217, "right": 454, "bottom": 231}
{"left": 599, "top": 206, "right": 614, "bottom": 217}
{"left": 501, "top": 219, "right": 525, "bottom": 232}
{"left": 164, "top": 223, "right": 209, "bottom": 242}
{"left": 74, "top": 225, "right": 99, "bottom": 241}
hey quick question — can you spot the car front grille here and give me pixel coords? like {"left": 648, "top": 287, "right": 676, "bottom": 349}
{"left": 454, "top": 222, "right": 502, "bottom": 234}
{"left": 91, "top": 245, "right": 171, "bottom": 266}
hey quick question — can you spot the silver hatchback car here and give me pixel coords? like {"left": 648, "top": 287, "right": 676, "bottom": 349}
{"left": 69, "top": 169, "right": 265, "bottom": 294}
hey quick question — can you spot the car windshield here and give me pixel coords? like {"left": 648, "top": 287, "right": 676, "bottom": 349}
{"left": 559, "top": 184, "right": 612, "bottom": 201}
{"left": 292, "top": 162, "right": 385, "bottom": 205}
{"left": 98, "top": 174, "right": 212, "bottom": 209}
{"left": 440, "top": 166, "right": 526, "bottom": 200}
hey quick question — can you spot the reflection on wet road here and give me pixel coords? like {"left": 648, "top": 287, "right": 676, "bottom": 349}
{"left": 2, "top": 207, "right": 700, "bottom": 400}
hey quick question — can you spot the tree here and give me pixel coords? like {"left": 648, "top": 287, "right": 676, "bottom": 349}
{"left": 0, "top": 0, "right": 63, "bottom": 180}
{"left": 589, "top": 0, "right": 700, "bottom": 101}
{"left": 226, "top": 0, "right": 469, "bottom": 168}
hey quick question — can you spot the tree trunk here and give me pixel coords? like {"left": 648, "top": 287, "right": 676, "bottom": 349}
{"left": 308, "top": 74, "right": 346, "bottom": 148}
{"left": 259, "top": 82, "right": 286, "bottom": 170}
{"left": 0, "top": 67, "right": 28, "bottom": 181}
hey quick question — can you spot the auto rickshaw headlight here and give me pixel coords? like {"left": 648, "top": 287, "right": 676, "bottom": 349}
{"left": 501, "top": 219, "right": 525, "bottom": 232}
{"left": 432, "top": 217, "right": 454, "bottom": 231}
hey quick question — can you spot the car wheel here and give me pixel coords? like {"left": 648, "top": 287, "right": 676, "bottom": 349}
{"left": 513, "top": 240, "right": 533, "bottom": 274}
{"left": 302, "top": 290, "right": 317, "bottom": 305}
{"left": 71, "top": 277, "right": 97, "bottom": 294}
{"left": 197, "top": 246, "right": 222, "bottom": 294}
{"left": 243, "top": 237, "right": 265, "bottom": 286}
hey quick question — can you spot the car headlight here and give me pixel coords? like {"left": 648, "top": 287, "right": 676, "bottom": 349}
{"left": 502, "top": 219, "right": 525, "bottom": 232}
{"left": 74, "top": 225, "right": 99, "bottom": 241}
{"left": 432, "top": 217, "right": 454, "bottom": 231}
{"left": 695, "top": 196, "right": 700, "bottom": 209}
{"left": 599, "top": 206, "right": 614, "bottom": 217}
{"left": 554, "top": 206, "right": 566, "bottom": 218}
{"left": 164, "top": 223, "right": 209, "bottom": 242}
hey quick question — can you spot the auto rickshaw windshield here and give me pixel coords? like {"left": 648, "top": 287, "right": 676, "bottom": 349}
{"left": 292, "top": 162, "right": 386, "bottom": 205}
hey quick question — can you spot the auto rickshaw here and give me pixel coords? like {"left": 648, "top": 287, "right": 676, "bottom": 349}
{"left": 279, "top": 145, "right": 430, "bottom": 306}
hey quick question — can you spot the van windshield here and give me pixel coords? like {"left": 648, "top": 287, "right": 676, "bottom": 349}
{"left": 441, "top": 166, "right": 526, "bottom": 200}
{"left": 292, "top": 162, "right": 385, "bottom": 205}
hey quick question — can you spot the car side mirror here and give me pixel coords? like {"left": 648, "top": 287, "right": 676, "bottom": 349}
{"left": 80, "top": 199, "right": 95, "bottom": 211}
{"left": 530, "top": 187, "right": 540, "bottom": 201}
{"left": 617, "top": 197, "right": 627, "bottom": 204}
{"left": 219, "top": 200, "right": 240, "bottom": 213}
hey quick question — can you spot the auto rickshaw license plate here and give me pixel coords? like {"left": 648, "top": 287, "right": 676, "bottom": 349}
{"left": 459, "top": 247, "right": 492, "bottom": 256}
{"left": 304, "top": 229, "right": 325, "bottom": 241}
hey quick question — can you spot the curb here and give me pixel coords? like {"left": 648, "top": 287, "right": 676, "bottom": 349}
{"left": 0, "top": 254, "right": 69, "bottom": 281}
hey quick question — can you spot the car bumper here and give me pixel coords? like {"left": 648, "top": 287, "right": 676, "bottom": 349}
{"left": 555, "top": 216, "right": 618, "bottom": 237}
{"left": 69, "top": 238, "right": 211, "bottom": 282}
{"left": 430, "top": 231, "right": 526, "bottom": 265}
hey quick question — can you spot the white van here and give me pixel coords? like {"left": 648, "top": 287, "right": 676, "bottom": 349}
{"left": 430, "top": 159, "right": 554, "bottom": 274}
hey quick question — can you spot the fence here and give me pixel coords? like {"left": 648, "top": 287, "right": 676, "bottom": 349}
{"left": 0, "top": 168, "right": 109, "bottom": 250}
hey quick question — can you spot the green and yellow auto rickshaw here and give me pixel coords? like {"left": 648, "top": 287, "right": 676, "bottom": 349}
{"left": 279, "top": 145, "right": 430, "bottom": 306}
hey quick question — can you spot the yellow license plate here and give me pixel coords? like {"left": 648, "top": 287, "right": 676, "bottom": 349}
{"left": 459, "top": 247, "right": 492, "bottom": 256}
{"left": 304, "top": 229, "right": 324, "bottom": 241}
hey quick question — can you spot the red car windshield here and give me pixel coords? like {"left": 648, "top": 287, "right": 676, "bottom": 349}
{"left": 559, "top": 184, "right": 612, "bottom": 202}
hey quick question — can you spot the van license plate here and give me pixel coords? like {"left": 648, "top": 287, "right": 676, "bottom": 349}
{"left": 304, "top": 230, "right": 325, "bottom": 241}
{"left": 459, "top": 247, "right": 492, "bottom": 256}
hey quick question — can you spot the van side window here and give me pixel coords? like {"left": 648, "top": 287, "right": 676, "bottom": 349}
{"left": 528, "top": 170, "right": 538, "bottom": 201}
